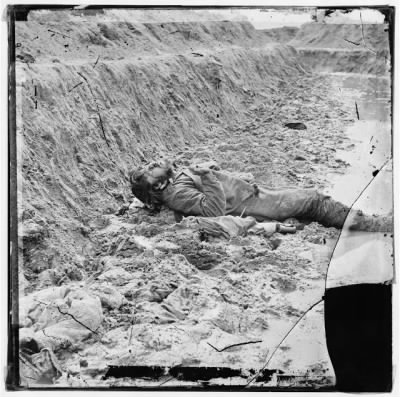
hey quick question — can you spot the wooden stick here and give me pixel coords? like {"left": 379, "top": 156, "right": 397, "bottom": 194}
{"left": 48, "top": 29, "right": 71, "bottom": 39}
{"left": 77, "top": 71, "right": 111, "bottom": 147}
{"left": 355, "top": 101, "right": 360, "bottom": 120}
{"left": 207, "top": 340, "right": 262, "bottom": 352}
{"left": 68, "top": 81, "right": 83, "bottom": 92}
{"left": 359, "top": 12, "right": 377, "bottom": 55}
{"left": 295, "top": 62, "right": 311, "bottom": 75}
{"left": 344, "top": 38, "right": 361, "bottom": 46}
{"left": 93, "top": 55, "right": 100, "bottom": 68}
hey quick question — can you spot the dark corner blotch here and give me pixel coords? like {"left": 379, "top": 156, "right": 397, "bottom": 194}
{"left": 104, "top": 365, "right": 280, "bottom": 384}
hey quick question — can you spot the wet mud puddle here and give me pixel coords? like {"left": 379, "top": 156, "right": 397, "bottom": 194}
{"left": 322, "top": 73, "right": 391, "bottom": 206}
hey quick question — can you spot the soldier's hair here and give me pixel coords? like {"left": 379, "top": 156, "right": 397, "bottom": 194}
{"left": 129, "top": 167, "right": 169, "bottom": 211}
{"left": 129, "top": 169, "right": 151, "bottom": 206}
{"left": 147, "top": 161, "right": 174, "bottom": 178}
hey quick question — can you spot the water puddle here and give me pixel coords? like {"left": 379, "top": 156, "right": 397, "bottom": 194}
{"left": 323, "top": 73, "right": 393, "bottom": 286}
{"left": 322, "top": 73, "right": 391, "bottom": 206}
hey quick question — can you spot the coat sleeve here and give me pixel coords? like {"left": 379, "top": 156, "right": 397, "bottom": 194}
{"left": 168, "top": 172, "right": 226, "bottom": 217}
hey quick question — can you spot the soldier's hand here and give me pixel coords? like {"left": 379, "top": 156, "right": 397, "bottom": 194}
{"left": 277, "top": 223, "right": 297, "bottom": 234}
{"left": 189, "top": 165, "right": 211, "bottom": 176}
{"left": 116, "top": 203, "right": 130, "bottom": 216}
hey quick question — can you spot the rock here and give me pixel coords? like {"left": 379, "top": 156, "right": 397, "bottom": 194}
{"left": 54, "top": 373, "right": 87, "bottom": 387}
{"left": 145, "top": 249, "right": 157, "bottom": 257}
{"left": 89, "top": 216, "right": 111, "bottom": 230}
{"left": 131, "top": 235, "right": 154, "bottom": 250}
{"left": 79, "top": 226, "right": 91, "bottom": 237}
{"left": 16, "top": 51, "right": 35, "bottom": 63}
{"left": 134, "top": 301, "right": 178, "bottom": 324}
{"left": 149, "top": 283, "right": 176, "bottom": 302}
{"left": 67, "top": 363, "right": 81, "bottom": 376}
{"left": 19, "top": 287, "right": 62, "bottom": 329}
{"left": 122, "top": 280, "right": 175, "bottom": 303}
{"left": 37, "top": 269, "right": 59, "bottom": 287}
{"left": 89, "top": 283, "right": 126, "bottom": 309}
{"left": 307, "top": 235, "right": 326, "bottom": 245}
{"left": 97, "top": 267, "right": 133, "bottom": 286}
{"left": 119, "top": 280, "right": 144, "bottom": 298}
{"left": 284, "top": 122, "right": 307, "bottom": 130}
{"left": 21, "top": 220, "right": 47, "bottom": 242}
{"left": 20, "top": 347, "right": 62, "bottom": 386}
{"left": 154, "top": 240, "right": 180, "bottom": 252}
{"left": 272, "top": 276, "right": 297, "bottom": 293}
{"left": 19, "top": 271, "right": 30, "bottom": 295}
{"left": 21, "top": 208, "right": 36, "bottom": 221}
{"left": 128, "top": 286, "right": 155, "bottom": 302}
{"left": 269, "top": 238, "right": 282, "bottom": 250}
{"left": 134, "top": 223, "right": 162, "bottom": 238}
{"left": 20, "top": 285, "right": 103, "bottom": 351}
{"left": 20, "top": 327, "right": 40, "bottom": 351}
{"left": 108, "top": 237, "right": 145, "bottom": 258}
{"left": 63, "top": 264, "right": 84, "bottom": 281}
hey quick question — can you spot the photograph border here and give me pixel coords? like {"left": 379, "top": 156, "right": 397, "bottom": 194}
{"left": 5, "top": 3, "right": 397, "bottom": 392}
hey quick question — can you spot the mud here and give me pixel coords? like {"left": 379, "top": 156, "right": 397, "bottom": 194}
{"left": 16, "top": 11, "right": 391, "bottom": 389}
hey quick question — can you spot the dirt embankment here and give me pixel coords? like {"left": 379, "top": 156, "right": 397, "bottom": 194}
{"left": 290, "top": 23, "right": 390, "bottom": 75}
{"left": 17, "top": 14, "right": 359, "bottom": 387}
{"left": 16, "top": 17, "right": 274, "bottom": 63}
{"left": 17, "top": 19, "right": 310, "bottom": 286}
{"left": 259, "top": 26, "right": 299, "bottom": 43}
{"left": 290, "top": 23, "right": 389, "bottom": 50}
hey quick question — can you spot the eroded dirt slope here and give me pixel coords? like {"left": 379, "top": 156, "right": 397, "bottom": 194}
{"left": 290, "top": 23, "right": 390, "bottom": 75}
{"left": 290, "top": 23, "right": 389, "bottom": 50}
{"left": 16, "top": 18, "right": 274, "bottom": 63}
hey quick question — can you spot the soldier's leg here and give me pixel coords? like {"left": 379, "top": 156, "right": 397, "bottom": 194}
{"left": 243, "top": 188, "right": 350, "bottom": 228}
{"left": 304, "top": 190, "right": 350, "bottom": 228}
{"left": 242, "top": 187, "right": 391, "bottom": 230}
{"left": 279, "top": 189, "right": 392, "bottom": 231}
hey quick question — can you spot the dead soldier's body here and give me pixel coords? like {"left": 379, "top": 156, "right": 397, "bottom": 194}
{"left": 128, "top": 160, "right": 390, "bottom": 232}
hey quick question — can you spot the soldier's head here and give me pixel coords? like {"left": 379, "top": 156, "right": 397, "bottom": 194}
{"left": 129, "top": 161, "right": 173, "bottom": 210}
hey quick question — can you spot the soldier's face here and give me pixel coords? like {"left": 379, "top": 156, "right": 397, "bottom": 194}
{"left": 147, "top": 167, "right": 169, "bottom": 190}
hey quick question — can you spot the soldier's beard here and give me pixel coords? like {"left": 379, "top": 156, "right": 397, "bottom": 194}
{"left": 148, "top": 168, "right": 172, "bottom": 211}
{"left": 149, "top": 189, "right": 164, "bottom": 211}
